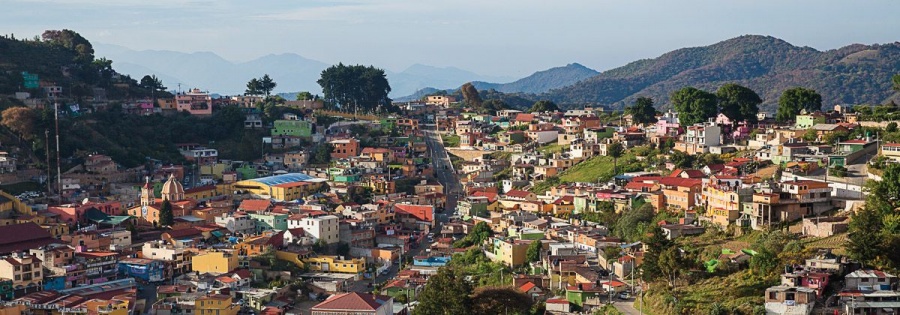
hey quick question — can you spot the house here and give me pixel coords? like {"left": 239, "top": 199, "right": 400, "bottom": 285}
{"left": 288, "top": 214, "right": 340, "bottom": 244}
{"left": 764, "top": 286, "right": 816, "bottom": 315}
{"left": 801, "top": 217, "right": 848, "bottom": 237}
{"left": 192, "top": 250, "right": 239, "bottom": 274}
{"left": 674, "top": 122, "right": 721, "bottom": 155}
{"left": 0, "top": 252, "right": 44, "bottom": 296}
{"left": 330, "top": 138, "right": 360, "bottom": 159}
{"left": 488, "top": 238, "right": 530, "bottom": 267}
{"left": 519, "top": 281, "right": 545, "bottom": 301}
{"left": 744, "top": 180, "right": 832, "bottom": 230}
{"left": 656, "top": 177, "right": 702, "bottom": 211}
{"left": 702, "top": 175, "right": 754, "bottom": 227}
{"left": 175, "top": 88, "right": 213, "bottom": 115}
{"left": 425, "top": 95, "right": 456, "bottom": 107}
{"left": 881, "top": 143, "right": 900, "bottom": 162}
{"left": 844, "top": 270, "right": 897, "bottom": 291}
{"left": 311, "top": 292, "right": 393, "bottom": 315}
{"left": 393, "top": 204, "right": 435, "bottom": 231}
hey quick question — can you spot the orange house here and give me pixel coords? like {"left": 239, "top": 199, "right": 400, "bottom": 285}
{"left": 658, "top": 177, "right": 702, "bottom": 211}
{"left": 330, "top": 138, "right": 360, "bottom": 159}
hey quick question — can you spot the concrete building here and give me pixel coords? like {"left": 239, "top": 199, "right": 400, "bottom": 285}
{"left": 288, "top": 214, "right": 340, "bottom": 244}
{"left": 175, "top": 88, "right": 213, "bottom": 115}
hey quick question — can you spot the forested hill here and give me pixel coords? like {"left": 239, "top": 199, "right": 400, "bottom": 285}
{"left": 471, "top": 63, "right": 599, "bottom": 94}
{"left": 542, "top": 35, "right": 900, "bottom": 111}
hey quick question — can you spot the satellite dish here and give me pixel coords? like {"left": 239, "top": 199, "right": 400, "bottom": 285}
{"left": 82, "top": 198, "right": 90, "bottom": 205}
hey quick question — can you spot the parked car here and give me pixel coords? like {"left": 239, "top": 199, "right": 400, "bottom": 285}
{"left": 618, "top": 292, "right": 631, "bottom": 300}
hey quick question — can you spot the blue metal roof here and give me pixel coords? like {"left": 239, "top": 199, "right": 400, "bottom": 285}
{"left": 249, "top": 173, "right": 317, "bottom": 186}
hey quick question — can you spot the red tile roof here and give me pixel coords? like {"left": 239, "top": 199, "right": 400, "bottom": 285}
{"left": 515, "top": 113, "right": 535, "bottom": 122}
{"left": 312, "top": 292, "right": 391, "bottom": 311}
{"left": 164, "top": 227, "right": 203, "bottom": 239}
{"left": 239, "top": 199, "right": 272, "bottom": 212}
{"left": 471, "top": 191, "right": 499, "bottom": 203}
{"left": 505, "top": 190, "right": 533, "bottom": 199}
{"left": 519, "top": 281, "right": 537, "bottom": 292}
{"left": 394, "top": 204, "right": 434, "bottom": 222}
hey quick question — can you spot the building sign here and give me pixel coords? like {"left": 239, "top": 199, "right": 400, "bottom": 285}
{"left": 21, "top": 72, "right": 39, "bottom": 89}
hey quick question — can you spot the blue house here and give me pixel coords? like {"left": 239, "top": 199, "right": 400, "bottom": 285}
{"left": 118, "top": 258, "right": 166, "bottom": 282}
{"left": 413, "top": 256, "right": 451, "bottom": 267}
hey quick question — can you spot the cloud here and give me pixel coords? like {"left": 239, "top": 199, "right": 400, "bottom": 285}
{"left": 251, "top": 1, "right": 433, "bottom": 22}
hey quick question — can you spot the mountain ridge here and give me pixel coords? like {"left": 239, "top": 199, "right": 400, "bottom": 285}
{"left": 542, "top": 35, "right": 900, "bottom": 110}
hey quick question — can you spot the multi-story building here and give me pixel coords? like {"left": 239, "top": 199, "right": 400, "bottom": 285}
{"left": 271, "top": 119, "right": 314, "bottom": 139}
{"left": 743, "top": 180, "right": 832, "bottom": 230}
{"left": 84, "top": 154, "right": 116, "bottom": 174}
{"left": 215, "top": 213, "right": 256, "bottom": 235}
{"left": 288, "top": 214, "right": 340, "bottom": 244}
{"left": 654, "top": 177, "right": 702, "bottom": 211}
{"left": 674, "top": 122, "right": 721, "bottom": 155}
{"left": 142, "top": 241, "right": 191, "bottom": 275}
{"left": 881, "top": 143, "right": 900, "bottom": 162}
{"left": 196, "top": 294, "right": 240, "bottom": 315}
{"left": 702, "top": 175, "right": 755, "bottom": 227}
{"left": 248, "top": 212, "right": 289, "bottom": 232}
{"left": 425, "top": 95, "right": 456, "bottom": 107}
{"left": 175, "top": 88, "right": 213, "bottom": 115}
{"left": 191, "top": 250, "right": 239, "bottom": 274}
{"left": 0, "top": 252, "right": 43, "bottom": 296}
{"left": 330, "top": 138, "right": 360, "bottom": 159}
{"left": 488, "top": 238, "right": 530, "bottom": 267}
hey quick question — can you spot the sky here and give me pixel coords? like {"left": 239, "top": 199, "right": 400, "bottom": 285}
{"left": 2, "top": 0, "right": 900, "bottom": 77}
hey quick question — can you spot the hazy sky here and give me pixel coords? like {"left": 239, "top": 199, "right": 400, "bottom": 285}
{"left": 3, "top": 0, "right": 900, "bottom": 77}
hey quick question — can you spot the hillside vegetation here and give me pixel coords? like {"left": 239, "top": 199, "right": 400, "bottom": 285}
{"left": 543, "top": 35, "right": 900, "bottom": 111}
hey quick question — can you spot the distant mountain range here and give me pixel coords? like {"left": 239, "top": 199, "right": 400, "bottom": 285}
{"left": 94, "top": 44, "right": 514, "bottom": 97}
{"left": 541, "top": 35, "right": 900, "bottom": 110}
{"left": 471, "top": 63, "right": 599, "bottom": 94}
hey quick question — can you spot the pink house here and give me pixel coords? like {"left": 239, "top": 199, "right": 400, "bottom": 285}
{"left": 781, "top": 270, "right": 830, "bottom": 297}
{"left": 655, "top": 111, "right": 681, "bottom": 137}
{"left": 715, "top": 113, "right": 751, "bottom": 141}
{"left": 175, "top": 88, "right": 213, "bottom": 115}
{"left": 47, "top": 201, "right": 122, "bottom": 224}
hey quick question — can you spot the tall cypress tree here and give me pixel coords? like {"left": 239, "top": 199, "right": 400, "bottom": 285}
{"left": 159, "top": 200, "right": 174, "bottom": 227}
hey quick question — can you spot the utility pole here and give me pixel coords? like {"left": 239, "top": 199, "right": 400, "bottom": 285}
{"left": 54, "top": 101, "right": 61, "bottom": 199}
{"left": 45, "top": 129, "right": 51, "bottom": 195}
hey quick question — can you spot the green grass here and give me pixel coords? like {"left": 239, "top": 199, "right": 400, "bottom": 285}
{"left": 639, "top": 270, "right": 771, "bottom": 315}
{"left": 0, "top": 181, "right": 41, "bottom": 195}
{"left": 537, "top": 143, "right": 566, "bottom": 155}
{"left": 442, "top": 134, "right": 460, "bottom": 147}
{"left": 559, "top": 152, "right": 637, "bottom": 183}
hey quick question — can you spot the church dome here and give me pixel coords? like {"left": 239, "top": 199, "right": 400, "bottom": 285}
{"left": 160, "top": 174, "right": 184, "bottom": 201}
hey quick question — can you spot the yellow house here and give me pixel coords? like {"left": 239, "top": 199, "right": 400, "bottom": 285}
{"left": 275, "top": 250, "right": 312, "bottom": 268}
{"left": 184, "top": 185, "right": 221, "bottom": 201}
{"left": 196, "top": 294, "right": 239, "bottom": 315}
{"left": 192, "top": 250, "right": 239, "bottom": 274}
{"left": 303, "top": 255, "right": 366, "bottom": 274}
{"left": 0, "top": 190, "right": 34, "bottom": 215}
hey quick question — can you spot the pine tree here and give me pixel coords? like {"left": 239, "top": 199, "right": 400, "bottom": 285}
{"left": 159, "top": 200, "right": 174, "bottom": 227}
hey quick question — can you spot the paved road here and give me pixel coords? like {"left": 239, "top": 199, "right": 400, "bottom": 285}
{"left": 349, "top": 128, "right": 457, "bottom": 293}
{"left": 612, "top": 299, "right": 643, "bottom": 315}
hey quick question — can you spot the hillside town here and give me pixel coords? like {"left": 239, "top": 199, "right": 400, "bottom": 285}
{"left": 2, "top": 77, "right": 900, "bottom": 315}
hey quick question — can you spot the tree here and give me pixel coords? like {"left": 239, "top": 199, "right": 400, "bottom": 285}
{"left": 847, "top": 207, "right": 885, "bottom": 264}
{"left": 802, "top": 129, "right": 818, "bottom": 142}
{"left": 642, "top": 225, "right": 673, "bottom": 282}
{"left": 414, "top": 267, "right": 472, "bottom": 315}
{"left": 470, "top": 286, "right": 533, "bottom": 315}
{"left": 776, "top": 87, "right": 822, "bottom": 122}
{"left": 608, "top": 141, "right": 625, "bottom": 175}
{"left": 749, "top": 248, "right": 778, "bottom": 276}
{"left": 245, "top": 78, "right": 262, "bottom": 96}
{"left": 460, "top": 82, "right": 483, "bottom": 108}
{"left": 658, "top": 245, "right": 686, "bottom": 289}
{"left": 716, "top": 83, "right": 761, "bottom": 123}
{"left": 310, "top": 143, "right": 334, "bottom": 165}
{"left": 139, "top": 75, "right": 166, "bottom": 92}
{"left": 159, "top": 200, "right": 174, "bottom": 227}
{"left": 481, "top": 99, "right": 508, "bottom": 114}
{"left": 893, "top": 74, "right": 900, "bottom": 92}
{"left": 318, "top": 63, "right": 395, "bottom": 113}
{"left": 296, "top": 91, "right": 313, "bottom": 101}
{"left": 259, "top": 74, "right": 277, "bottom": 97}
{"left": 625, "top": 97, "right": 657, "bottom": 125}
{"left": 336, "top": 242, "right": 350, "bottom": 257}
{"left": 888, "top": 122, "right": 898, "bottom": 133}
{"left": 526, "top": 239, "right": 542, "bottom": 263}
{"left": 671, "top": 87, "right": 718, "bottom": 126}
{"left": 1, "top": 107, "right": 37, "bottom": 140}
{"left": 529, "top": 100, "right": 559, "bottom": 113}
{"left": 41, "top": 29, "right": 94, "bottom": 63}
{"left": 669, "top": 150, "right": 694, "bottom": 169}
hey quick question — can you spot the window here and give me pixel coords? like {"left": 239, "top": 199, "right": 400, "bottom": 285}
{"left": 861, "top": 278, "right": 869, "bottom": 283}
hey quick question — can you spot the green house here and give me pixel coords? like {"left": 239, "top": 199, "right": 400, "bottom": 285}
{"left": 271, "top": 119, "right": 313, "bottom": 138}
{"left": 566, "top": 283, "right": 604, "bottom": 307}
{"left": 249, "top": 212, "right": 288, "bottom": 231}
